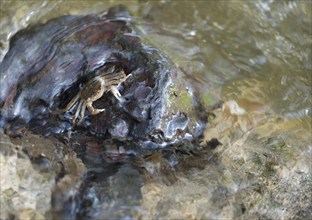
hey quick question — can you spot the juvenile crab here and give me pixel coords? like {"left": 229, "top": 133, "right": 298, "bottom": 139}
{"left": 51, "top": 67, "right": 132, "bottom": 125}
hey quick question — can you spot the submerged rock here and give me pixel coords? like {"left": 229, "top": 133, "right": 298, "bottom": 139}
{"left": 0, "top": 5, "right": 207, "bottom": 147}
{"left": 0, "top": 129, "right": 87, "bottom": 220}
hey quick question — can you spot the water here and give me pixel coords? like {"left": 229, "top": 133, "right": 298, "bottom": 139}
{"left": 1, "top": 0, "right": 311, "bottom": 219}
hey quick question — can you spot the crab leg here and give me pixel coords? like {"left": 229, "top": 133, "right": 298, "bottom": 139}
{"left": 50, "top": 92, "right": 80, "bottom": 114}
{"left": 86, "top": 102, "right": 105, "bottom": 115}
{"left": 122, "top": 73, "right": 132, "bottom": 82}
{"left": 77, "top": 102, "right": 87, "bottom": 125}
{"left": 72, "top": 99, "right": 83, "bottom": 125}
{"left": 110, "top": 86, "right": 122, "bottom": 100}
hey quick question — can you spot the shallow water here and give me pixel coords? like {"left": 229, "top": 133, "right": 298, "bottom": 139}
{"left": 1, "top": 0, "right": 311, "bottom": 219}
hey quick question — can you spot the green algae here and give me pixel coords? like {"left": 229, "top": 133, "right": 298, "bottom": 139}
{"left": 167, "top": 84, "right": 193, "bottom": 113}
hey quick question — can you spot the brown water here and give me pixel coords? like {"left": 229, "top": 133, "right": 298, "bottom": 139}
{"left": 1, "top": 0, "right": 311, "bottom": 219}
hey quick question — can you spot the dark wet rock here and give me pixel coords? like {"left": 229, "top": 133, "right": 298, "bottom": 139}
{"left": 86, "top": 164, "right": 144, "bottom": 219}
{"left": 108, "top": 118, "right": 129, "bottom": 139}
{"left": 0, "top": 5, "right": 207, "bottom": 147}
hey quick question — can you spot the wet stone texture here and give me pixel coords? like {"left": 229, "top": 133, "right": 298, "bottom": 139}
{"left": 0, "top": 128, "right": 87, "bottom": 219}
{"left": 1, "top": 3, "right": 311, "bottom": 220}
{"left": 0, "top": 5, "right": 212, "bottom": 219}
{"left": 0, "top": 5, "right": 207, "bottom": 148}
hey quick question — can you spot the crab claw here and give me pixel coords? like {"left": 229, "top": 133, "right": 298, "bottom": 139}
{"left": 111, "top": 86, "right": 122, "bottom": 101}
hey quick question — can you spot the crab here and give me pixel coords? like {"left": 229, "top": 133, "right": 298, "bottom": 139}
{"left": 50, "top": 67, "right": 132, "bottom": 125}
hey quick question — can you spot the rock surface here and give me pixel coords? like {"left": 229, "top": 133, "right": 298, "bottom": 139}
{"left": 0, "top": 5, "right": 206, "bottom": 147}
{"left": 0, "top": 129, "right": 87, "bottom": 219}
{"left": 0, "top": 6, "right": 211, "bottom": 219}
